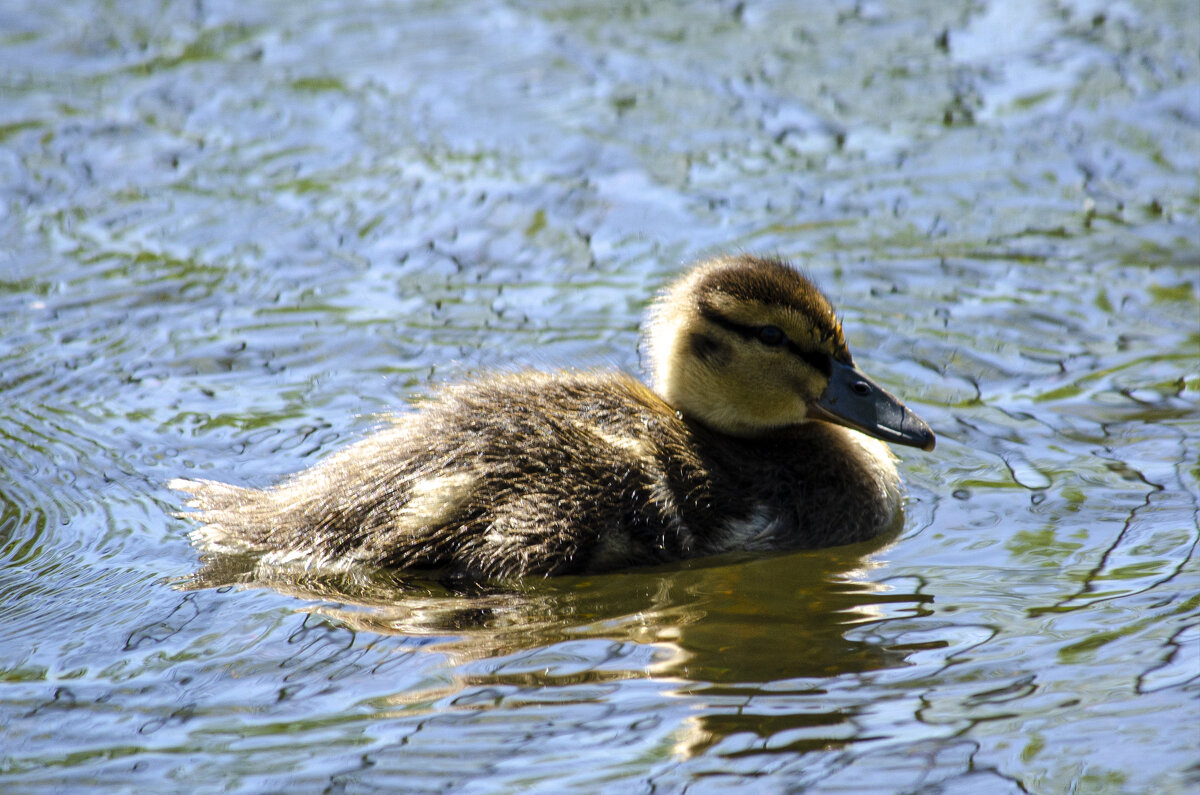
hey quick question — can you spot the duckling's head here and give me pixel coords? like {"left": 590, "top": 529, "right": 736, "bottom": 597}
{"left": 645, "top": 254, "right": 935, "bottom": 450}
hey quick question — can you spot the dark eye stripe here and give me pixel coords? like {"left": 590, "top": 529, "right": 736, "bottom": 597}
{"left": 700, "top": 309, "right": 832, "bottom": 377}
{"left": 700, "top": 308, "right": 760, "bottom": 342}
{"left": 791, "top": 344, "right": 833, "bottom": 377}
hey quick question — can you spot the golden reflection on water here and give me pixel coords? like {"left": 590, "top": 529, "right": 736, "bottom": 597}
{"left": 176, "top": 527, "right": 926, "bottom": 757}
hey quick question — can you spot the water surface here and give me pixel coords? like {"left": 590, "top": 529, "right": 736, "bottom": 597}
{"left": 2, "top": 1, "right": 1198, "bottom": 792}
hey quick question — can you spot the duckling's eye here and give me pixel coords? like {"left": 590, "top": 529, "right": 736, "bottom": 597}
{"left": 757, "top": 325, "right": 786, "bottom": 346}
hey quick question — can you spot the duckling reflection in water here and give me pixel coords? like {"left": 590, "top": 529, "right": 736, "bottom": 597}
{"left": 172, "top": 254, "right": 934, "bottom": 579}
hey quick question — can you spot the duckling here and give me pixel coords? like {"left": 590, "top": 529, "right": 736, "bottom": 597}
{"left": 171, "top": 254, "right": 934, "bottom": 579}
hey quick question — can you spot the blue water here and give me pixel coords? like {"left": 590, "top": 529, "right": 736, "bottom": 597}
{"left": 2, "top": 1, "right": 1198, "bottom": 792}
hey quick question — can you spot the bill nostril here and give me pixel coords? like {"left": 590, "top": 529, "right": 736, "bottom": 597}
{"left": 851, "top": 380, "right": 871, "bottom": 396}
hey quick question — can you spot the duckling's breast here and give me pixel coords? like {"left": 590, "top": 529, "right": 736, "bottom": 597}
{"left": 695, "top": 422, "right": 904, "bottom": 554}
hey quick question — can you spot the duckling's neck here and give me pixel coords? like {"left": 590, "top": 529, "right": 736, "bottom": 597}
{"left": 676, "top": 408, "right": 803, "bottom": 441}
{"left": 647, "top": 345, "right": 798, "bottom": 439}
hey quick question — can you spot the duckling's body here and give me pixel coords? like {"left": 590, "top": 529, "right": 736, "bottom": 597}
{"left": 173, "top": 255, "right": 933, "bottom": 578}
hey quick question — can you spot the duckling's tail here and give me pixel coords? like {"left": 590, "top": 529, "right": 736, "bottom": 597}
{"left": 169, "top": 477, "right": 278, "bottom": 554}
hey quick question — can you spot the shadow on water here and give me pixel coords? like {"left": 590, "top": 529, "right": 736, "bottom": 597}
{"left": 175, "top": 524, "right": 929, "bottom": 756}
